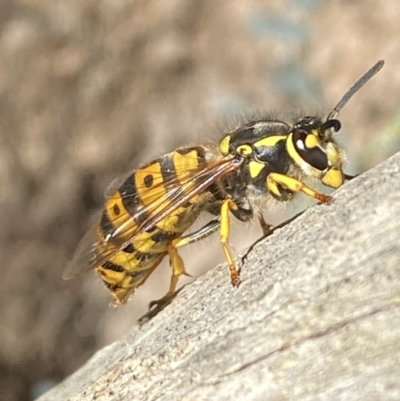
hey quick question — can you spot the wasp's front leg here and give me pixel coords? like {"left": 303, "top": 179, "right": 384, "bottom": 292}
{"left": 266, "top": 172, "right": 333, "bottom": 203}
{"left": 240, "top": 210, "right": 307, "bottom": 265}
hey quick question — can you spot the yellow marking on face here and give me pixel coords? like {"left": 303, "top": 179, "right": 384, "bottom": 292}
{"left": 322, "top": 168, "right": 344, "bottom": 188}
{"left": 286, "top": 133, "right": 303, "bottom": 167}
{"left": 219, "top": 135, "right": 231, "bottom": 155}
{"left": 253, "top": 135, "right": 287, "bottom": 148}
{"left": 135, "top": 162, "right": 166, "bottom": 206}
{"left": 249, "top": 160, "right": 265, "bottom": 178}
{"left": 305, "top": 132, "right": 319, "bottom": 148}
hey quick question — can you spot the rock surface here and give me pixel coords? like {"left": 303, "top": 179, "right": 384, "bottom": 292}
{"left": 38, "top": 153, "right": 400, "bottom": 401}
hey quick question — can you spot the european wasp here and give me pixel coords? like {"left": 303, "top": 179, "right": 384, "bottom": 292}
{"left": 64, "top": 60, "right": 384, "bottom": 313}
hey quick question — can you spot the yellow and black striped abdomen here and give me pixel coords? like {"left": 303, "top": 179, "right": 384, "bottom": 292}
{"left": 94, "top": 145, "right": 212, "bottom": 304}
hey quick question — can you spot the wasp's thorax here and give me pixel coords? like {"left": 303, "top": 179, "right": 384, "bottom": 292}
{"left": 218, "top": 117, "right": 345, "bottom": 197}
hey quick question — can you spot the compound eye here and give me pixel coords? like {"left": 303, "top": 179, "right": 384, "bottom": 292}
{"left": 292, "top": 128, "right": 328, "bottom": 171}
{"left": 292, "top": 128, "right": 307, "bottom": 145}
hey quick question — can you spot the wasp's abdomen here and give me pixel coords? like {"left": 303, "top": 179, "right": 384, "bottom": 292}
{"left": 94, "top": 145, "right": 211, "bottom": 304}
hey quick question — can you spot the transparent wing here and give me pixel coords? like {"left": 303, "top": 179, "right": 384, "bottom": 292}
{"left": 103, "top": 170, "right": 134, "bottom": 199}
{"left": 63, "top": 154, "right": 243, "bottom": 280}
{"left": 63, "top": 224, "right": 101, "bottom": 279}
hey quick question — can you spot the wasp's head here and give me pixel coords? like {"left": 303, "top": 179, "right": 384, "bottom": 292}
{"left": 286, "top": 116, "right": 345, "bottom": 188}
{"left": 218, "top": 61, "right": 384, "bottom": 190}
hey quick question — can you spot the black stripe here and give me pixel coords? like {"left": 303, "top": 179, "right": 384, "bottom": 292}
{"left": 160, "top": 154, "right": 178, "bottom": 192}
{"left": 103, "top": 281, "right": 119, "bottom": 290}
{"left": 102, "top": 260, "right": 125, "bottom": 273}
{"left": 134, "top": 252, "right": 159, "bottom": 263}
{"left": 123, "top": 243, "right": 135, "bottom": 253}
{"left": 208, "top": 182, "right": 224, "bottom": 198}
{"left": 127, "top": 269, "right": 148, "bottom": 278}
{"left": 176, "top": 145, "right": 205, "bottom": 158}
{"left": 151, "top": 230, "right": 177, "bottom": 243}
{"left": 119, "top": 173, "right": 150, "bottom": 225}
{"left": 100, "top": 211, "right": 117, "bottom": 242}
{"left": 195, "top": 145, "right": 206, "bottom": 161}
{"left": 176, "top": 146, "right": 207, "bottom": 167}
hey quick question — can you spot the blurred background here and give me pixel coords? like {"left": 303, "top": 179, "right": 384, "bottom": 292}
{"left": 1, "top": 1, "right": 399, "bottom": 400}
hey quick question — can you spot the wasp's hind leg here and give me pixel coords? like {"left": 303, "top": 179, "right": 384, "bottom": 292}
{"left": 145, "top": 244, "right": 187, "bottom": 317}
{"left": 142, "top": 218, "right": 221, "bottom": 321}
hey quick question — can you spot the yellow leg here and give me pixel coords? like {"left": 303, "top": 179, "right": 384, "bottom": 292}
{"left": 220, "top": 198, "right": 241, "bottom": 287}
{"left": 173, "top": 217, "right": 220, "bottom": 248}
{"left": 147, "top": 219, "right": 221, "bottom": 313}
{"left": 149, "top": 244, "right": 188, "bottom": 309}
{"left": 267, "top": 172, "right": 333, "bottom": 203}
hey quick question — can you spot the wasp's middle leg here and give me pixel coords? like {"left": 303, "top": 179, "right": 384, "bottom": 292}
{"left": 241, "top": 210, "right": 307, "bottom": 265}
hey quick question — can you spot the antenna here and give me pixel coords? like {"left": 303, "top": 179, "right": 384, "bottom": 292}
{"left": 327, "top": 60, "right": 384, "bottom": 120}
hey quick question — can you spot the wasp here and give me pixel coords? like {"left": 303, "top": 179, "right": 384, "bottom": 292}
{"left": 63, "top": 60, "right": 384, "bottom": 312}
